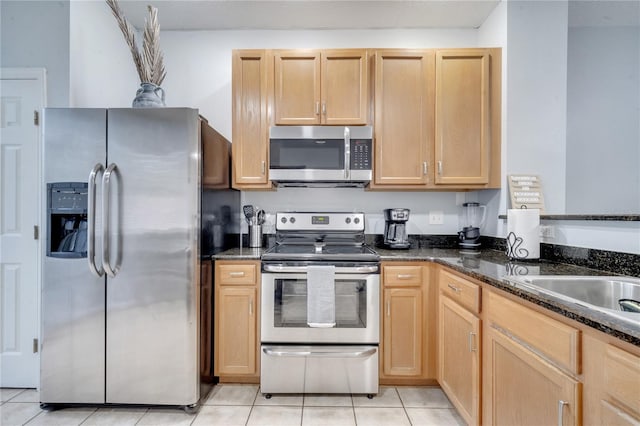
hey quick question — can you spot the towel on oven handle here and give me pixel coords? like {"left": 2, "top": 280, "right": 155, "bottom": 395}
{"left": 307, "top": 265, "right": 336, "bottom": 328}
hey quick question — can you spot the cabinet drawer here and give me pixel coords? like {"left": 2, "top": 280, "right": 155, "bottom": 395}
{"left": 383, "top": 265, "right": 423, "bottom": 286}
{"left": 487, "top": 291, "right": 580, "bottom": 375}
{"left": 438, "top": 269, "right": 481, "bottom": 314}
{"left": 604, "top": 344, "right": 640, "bottom": 415}
{"left": 218, "top": 263, "right": 257, "bottom": 285}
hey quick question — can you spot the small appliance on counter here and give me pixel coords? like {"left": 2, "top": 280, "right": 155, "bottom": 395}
{"left": 383, "top": 208, "right": 411, "bottom": 249}
{"left": 458, "top": 202, "right": 486, "bottom": 249}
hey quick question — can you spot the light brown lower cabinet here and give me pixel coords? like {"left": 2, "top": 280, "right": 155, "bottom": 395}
{"left": 439, "top": 295, "right": 481, "bottom": 425}
{"left": 380, "top": 262, "right": 436, "bottom": 384}
{"left": 214, "top": 260, "right": 260, "bottom": 382}
{"left": 484, "top": 325, "right": 581, "bottom": 425}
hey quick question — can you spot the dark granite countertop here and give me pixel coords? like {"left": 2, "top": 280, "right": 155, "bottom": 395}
{"left": 213, "top": 246, "right": 640, "bottom": 346}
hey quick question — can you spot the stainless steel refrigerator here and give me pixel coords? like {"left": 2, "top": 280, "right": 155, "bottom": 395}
{"left": 41, "top": 108, "right": 202, "bottom": 408}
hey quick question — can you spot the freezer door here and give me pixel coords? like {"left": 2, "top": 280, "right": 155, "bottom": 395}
{"left": 105, "top": 108, "right": 200, "bottom": 405}
{"left": 40, "top": 108, "right": 107, "bottom": 404}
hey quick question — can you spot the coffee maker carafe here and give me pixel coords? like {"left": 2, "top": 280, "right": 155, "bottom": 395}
{"left": 458, "top": 202, "right": 486, "bottom": 248}
{"left": 384, "top": 208, "right": 410, "bottom": 249}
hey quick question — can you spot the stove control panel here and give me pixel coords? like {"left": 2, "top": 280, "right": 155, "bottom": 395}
{"left": 276, "top": 212, "right": 365, "bottom": 231}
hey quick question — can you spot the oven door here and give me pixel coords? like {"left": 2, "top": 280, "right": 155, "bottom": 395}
{"left": 261, "top": 266, "right": 379, "bottom": 344}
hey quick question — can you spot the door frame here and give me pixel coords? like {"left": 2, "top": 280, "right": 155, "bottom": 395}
{"left": 1, "top": 67, "right": 47, "bottom": 387}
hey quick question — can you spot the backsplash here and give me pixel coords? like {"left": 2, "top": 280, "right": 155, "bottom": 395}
{"left": 481, "top": 236, "right": 640, "bottom": 277}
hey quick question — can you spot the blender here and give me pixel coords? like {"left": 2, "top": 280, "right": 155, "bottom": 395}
{"left": 458, "top": 202, "right": 486, "bottom": 249}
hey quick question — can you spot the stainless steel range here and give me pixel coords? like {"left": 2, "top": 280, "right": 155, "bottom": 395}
{"left": 261, "top": 212, "right": 380, "bottom": 398}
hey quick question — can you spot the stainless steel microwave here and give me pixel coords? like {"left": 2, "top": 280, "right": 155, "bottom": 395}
{"left": 269, "top": 126, "right": 373, "bottom": 187}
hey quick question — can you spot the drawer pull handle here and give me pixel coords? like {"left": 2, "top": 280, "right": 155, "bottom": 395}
{"left": 229, "top": 271, "right": 246, "bottom": 277}
{"left": 249, "top": 297, "right": 253, "bottom": 316}
{"left": 468, "top": 332, "right": 477, "bottom": 352}
{"left": 557, "top": 400, "right": 568, "bottom": 426}
{"left": 397, "top": 274, "right": 413, "bottom": 279}
{"left": 447, "top": 284, "right": 462, "bottom": 293}
{"left": 386, "top": 300, "right": 391, "bottom": 317}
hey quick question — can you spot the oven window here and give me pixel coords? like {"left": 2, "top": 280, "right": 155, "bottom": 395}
{"left": 270, "top": 139, "right": 345, "bottom": 170}
{"left": 273, "top": 278, "right": 367, "bottom": 328}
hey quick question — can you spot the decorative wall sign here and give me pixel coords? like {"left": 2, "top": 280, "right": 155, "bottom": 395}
{"left": 508, "top": 175, "right": 545, "bottom": 212}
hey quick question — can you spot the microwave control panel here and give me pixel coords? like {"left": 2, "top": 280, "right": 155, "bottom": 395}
{"left": 351, "top": 139, "right": 372, "bottom": 170}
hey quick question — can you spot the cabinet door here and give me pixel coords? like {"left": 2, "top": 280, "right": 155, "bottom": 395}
{"left": 232, "top": 50, "right": 271, "bottom": 188}
{"left": 216, "top": 286, "right": 257, "bottom": 376}
{"left": 485, "top": 326, "right": 581, "bottom": 426}
{"left": 274, "top": 50, "right": 320, "bottom": 125}
{"left": 202, "top": 121, "right": 229, "bottom": 189}
{"left": 373, "top": 50, "right": 434, "bottom": 186}
{"left": 321, "top": 50, "right": 368, "bottom": 125}
{"left": 439, "top": 295, "right": 481, "bottom": 425}
{"left": 435, "top": 49, "right": 490, "bottom": 185}
{"left": 383, "top": 287, "right": 423, "bottom": 376}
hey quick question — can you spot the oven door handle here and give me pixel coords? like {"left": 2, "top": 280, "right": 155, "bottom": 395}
{"left": 262, "top": 264, "right": 379, "bottom": 274}
{"left": 263, "top": 347, "right": 377, "bottom": 358}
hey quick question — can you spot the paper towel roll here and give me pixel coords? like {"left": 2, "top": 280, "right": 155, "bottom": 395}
{"left": 506, "top": 209, "right": 540, "bottom": 260}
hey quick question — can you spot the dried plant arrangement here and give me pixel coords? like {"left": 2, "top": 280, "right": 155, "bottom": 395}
{"left": 105, "top": 0, "right": 166, "bottom": 86}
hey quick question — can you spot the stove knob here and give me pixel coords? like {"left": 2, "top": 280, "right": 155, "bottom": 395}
{"left": 290, "top": 217, "right": 296, "bottom": 224}
{"left": 345, "top": 217, "right": 351, "bottom": 224}
{"left": 281, "top": 217, "right": 287, "bottom": 224}
{"left": 354, "top": 217, "right": 360, "bottom": 224}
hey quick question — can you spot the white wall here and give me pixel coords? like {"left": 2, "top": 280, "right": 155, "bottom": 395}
{"left": 566, "top": 26, "right": 640, "bottom": 214}
{"left": 69, "top": 1, "right": 139, "bottom": 107}
{"left": 505, "top": 0, "right": 568, "bottom": 214}
{"left": 0, "top": 0, "right": 70, "bottom": 107}
{"left": 477, "top": 1, "right": 507, "bottom": 238}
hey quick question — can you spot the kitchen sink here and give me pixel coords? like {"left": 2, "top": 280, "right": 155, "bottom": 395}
{"left": 505, "top": 275, "right": 640, "bottom": 327}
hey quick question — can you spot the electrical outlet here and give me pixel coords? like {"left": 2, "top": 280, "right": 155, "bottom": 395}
{"left": 428, "top": 210, "right": 444, "bottom": 225}
{"left": 540, "top": 225, "right": 555, "bottom": 239}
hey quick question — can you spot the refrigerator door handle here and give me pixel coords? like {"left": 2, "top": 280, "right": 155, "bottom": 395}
{"left": 102, "top": 163, "right": 118, "bottom": 278}
{"left": 88, "top": 163, "right": 105, "bottom": 277}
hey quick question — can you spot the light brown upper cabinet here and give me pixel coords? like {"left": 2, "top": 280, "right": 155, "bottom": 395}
{"left": 370, "top": 48, "right": 501, "bottom": 190}
{"left": 371, "top": 50, "right": 435, "bottom": 187}
{"left": 435, "top": 49, "right": 491, "bottom": 185}
{"left": 274, "top": 49, "right": 369, "bottom": 125}
{"left": 231, "top": 50, "right": 272, "bottom": 189}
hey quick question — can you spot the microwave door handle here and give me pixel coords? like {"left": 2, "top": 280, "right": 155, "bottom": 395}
{"left": 344, "top": 127, "right": 350, "bottom": 180}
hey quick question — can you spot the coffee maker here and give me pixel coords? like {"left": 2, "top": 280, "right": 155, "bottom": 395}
{"left": 383, "top": 208, "right": 411, "bottom": 249}
{"left": 458, "top": 202, "right": 486, "bottom": 249}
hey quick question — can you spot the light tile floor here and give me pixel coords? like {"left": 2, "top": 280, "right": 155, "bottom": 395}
{"left": 1, "top": 385, "right": 465, "bottom": 426}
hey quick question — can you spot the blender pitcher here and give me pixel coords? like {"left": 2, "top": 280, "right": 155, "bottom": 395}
{"left": 458, "top": 202, "right": 486, "bottom": 245}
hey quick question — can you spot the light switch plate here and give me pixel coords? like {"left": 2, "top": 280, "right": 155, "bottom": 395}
{"left": 428, "top": 210, "right": 444, "bottom": 225}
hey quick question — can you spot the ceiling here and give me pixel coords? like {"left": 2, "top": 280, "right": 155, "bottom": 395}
{"left": 118, "top": 0, "right": 639, "bottom": 31}
{"left": 118, "top": 0, "right": 501, "bottom": 30}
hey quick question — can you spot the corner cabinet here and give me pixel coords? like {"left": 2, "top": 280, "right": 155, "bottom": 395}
{"left": 273, "top": 49, "right": 369, "bottom": 125}
{"left": 438, "top": 267, "right": 482, "bottom": 426}
{"left": 201, "top": 119, "right": 230, "bottom": 190}
{"left": 214, "top": 260, "right": 260, "bottom": 382}
{"left": 380, "top": 262, "right": 437, "bottom": 384}
{"left": 231, "top": 50, "right": 272, "bottom": 189}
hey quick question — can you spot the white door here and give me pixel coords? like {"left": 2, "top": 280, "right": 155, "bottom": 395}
{"left": 0, "top": 68, "right": 46, "bottom": 387}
